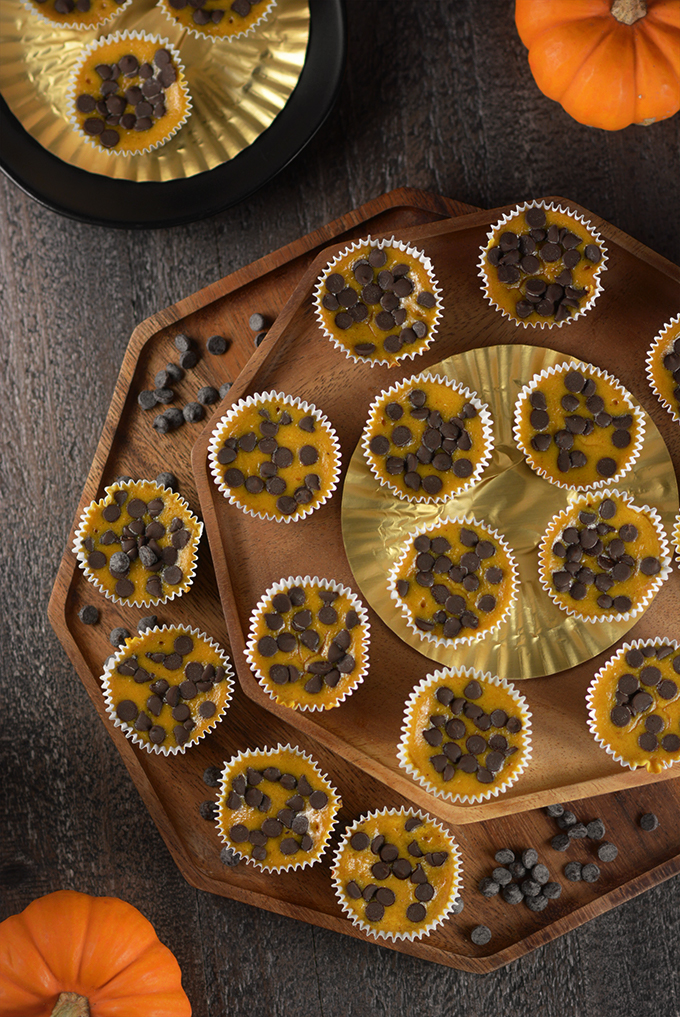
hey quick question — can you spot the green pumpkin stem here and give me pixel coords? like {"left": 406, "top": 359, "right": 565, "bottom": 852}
{"left": 50, "top": 993, "right": 90, "bottom": 1017}
{"left": 611, "top": 0, "right": 647, "bottom": 25}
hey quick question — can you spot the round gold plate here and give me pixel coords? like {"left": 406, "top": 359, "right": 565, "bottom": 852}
{"left": 0, "top": 0, "right": 309, "bottom": 182}
{"left": 341, "top": 344, "right": 678, "bottom": 680}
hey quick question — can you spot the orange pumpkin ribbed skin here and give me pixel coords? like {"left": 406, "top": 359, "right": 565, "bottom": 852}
{"left": 0, "top": 891, "right": 192, "bottom": 1017}
{"left": 515, "top": 0, "right": 680, "bottom": 130}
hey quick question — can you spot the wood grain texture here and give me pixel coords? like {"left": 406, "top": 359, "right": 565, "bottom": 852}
{"left": 1, "top": 0, "right": 679, "bottom": 1012}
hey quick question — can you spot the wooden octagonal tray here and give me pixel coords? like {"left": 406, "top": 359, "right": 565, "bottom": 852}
{"left": 49, "top": 189, "right": 680, "bottom": 973}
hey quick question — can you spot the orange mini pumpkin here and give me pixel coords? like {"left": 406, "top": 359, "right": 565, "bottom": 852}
{"left": 0, "top": 890, "right": 192, "bottom": 1017}
{"left": 515, "top": 0, "right": 680, "bottom": 130}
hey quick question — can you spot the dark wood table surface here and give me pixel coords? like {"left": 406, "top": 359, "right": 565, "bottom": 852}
{"left": 1, "top": 2, "right": 678, "bottom": 1013}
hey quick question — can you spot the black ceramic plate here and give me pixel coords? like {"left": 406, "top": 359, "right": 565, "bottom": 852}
{"left": 0, "top": 0, "right": 345, "bottom": 229}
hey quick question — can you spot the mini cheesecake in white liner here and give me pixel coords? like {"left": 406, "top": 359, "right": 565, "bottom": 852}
{"left": 477, "top": 200, "right": 608, "bottom": 329}
{"left": 244, "top": 575, "right": 370, "bottom": 712}
{"left": 72, "top": 479, "right": 203, "bottom": 608}
{"left": 65, "top": 31, "right": 192, "bottom": 157}
{"left": 361, "top": 373, "right": 494, "bottom": 503}
{"left": 313, "top": 235, "right": 443, "bottom": 368}
{"left": 158, "top": 0, "right": 276, "bottom": 43}
{"left": 397, "top": 668, "right": 532, "bottom": 805}
{"left": 19, "top": 0, "right": 131, "bottom": 31}
{"left": 538, "top": 489, "right": 672, "bottom": 625}
{"left": 387, "top": 515, "right": 519, "bottom": 649}
{"left": 331, "top": 807, "right": 462, "bottom": 942}
{"left": 645, "top": 313, "right": 680, "bottom": 424}
{"left": 101, "top": 625, "right": 234, "bottom": 756}
{"left": 586, "top": 639, "right": 680, "bottom": 774}
{"left": 513, "top": 360, "right": 645, "bottom": 492}
{"left": 208, "top": 391, "right": 341, "bottom": 523}
{"left": 215, "top": 744, "right": 341, "bottom": 873}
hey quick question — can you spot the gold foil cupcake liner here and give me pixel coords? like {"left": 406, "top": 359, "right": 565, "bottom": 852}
{"left": 586, "top": 638, "right": 680, "bottom": 773}
{"left": 477, "top": 199, "right": 608, "bottom": 329}
{"left": 208, "top": 391, "right": 341, "bottom": 523}
{"left": 330, "top": 807, "right": 463, "bottom": 943}
{"left": 313, "top": 236, "right": 443, "bottom": 368}
{"left": 645, "top": 313, "right": 680, "bottom": 424}
{"left": 513, "top": 360, "right": 645, "bottom": 492}
{"left": 19, "top": 0, "right": 131, "bottom": 32}
{"left": 360, "top": 372, "right": 494, "bottom": 504}
{"left": 72, "top": 479, "right": 203, "bottom": 607}
{"left": 244, "top": 574, "right": 371, "bottom": 712}
{"left": 101, "top": 624, "right": 234, "bottom": 756}
{"left": 397, "top": 668, "right": 532, "bottom": 804}
{"left": 215, "top": 743, "right": 342, "bottom": 872}
{"left": 65, "top": 30, "right": 192, "bottom": 157}
{"left": 387, "top": 514, "right": 519, "bottom": 649}
{"left": 158, "top": 0, "right": 276, "bottom": 43}
{"left": 538, "top": 488, "right": 672, "bottom": 624}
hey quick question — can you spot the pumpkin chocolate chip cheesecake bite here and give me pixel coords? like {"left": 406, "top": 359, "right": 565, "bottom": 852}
{"left": 478, "top": 201, "right": 607, "bottom": 327}
{"left": 245, "top": 576, "right": 370, "bottom": 711}
{"left": 102, "top": 626, "right": 233, "bottom": 754}
{"left": 331, "top": 808, "right": 462, "bottom": 941}
{"left": 159, "top": 0, "right": 275, "bottom": 40}
{"left": 361, "top": 373, "right": 494, "bottom": 501}
{"left": 514, "top": 361, "right": 644, "bottom": 490}
{"left": 539, "top": 490, "right": 671, "bottom": 622}
{"left": 73, "top": 479, "right": 202, "bottom": 606}
{"left": 66, "top": 32, "right": 191, "bottom": 155}
{"left": 646, "top": 313, "right": 680, "bottom": 423}
{"left": 216, "top": 745, "right": 341, "bottom": 871}
{"left": 388, "top": 517, "right": 518, "bottom": 647}
{"left": 313, "top": 236, "right": 442, "bottom": 366}
{"left": 208, "top": 391, "right": 340, "bottom": 522}
{"left": 587, "top": 640, "right": 680, "bottom": 774}
{"left": 398, "top": 669, "right": 532, "bottom": 803}
{"left": 21, "top": 0, "right": 130, "bottom": 29}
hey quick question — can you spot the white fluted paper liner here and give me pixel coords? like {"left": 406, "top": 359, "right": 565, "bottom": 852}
{"left": 586, "top": 639, "right": 680, "bottom": 772}
{"left": 512, "top": 360, "right": 645, "bottom": 492}
{"left": 397, "top": 668, "right": 533, "bottom": 804}
{"left": 387, "top": 515, "right": 519, "bottom": 648}
{"left": 331, "top": 807, "right": 463, "bottom": 942}
{"left": 208, "top": 391, "right": 341, "bottom": 523}
{"left": 215, "top": 743, "right": 341, "bottom": 872}
{"left": 19, "top": 0, "right": 131, "bottom": 31}
{"left": 159, "top": 0, "right": 276, "bottom": 43}
{"left": 538, "top": 488, "right": 672, "bottom": 624}
{"left": 361, "top": 372, "right": 494, "bottom": 503}
{"left": 313, "top": 235, "right": 443, "bottom": 368}
{"left": 72, "top": 479, "right": 203, "bottom": 607}
{"left": 645, "top": 313, "right": 680, "bottom": 424}
{"left": 101, "top": 625, "right": 234, "bottom": 756}
{"left": 244, "top": 575, "right": 371, "bottom": 712}
{"left": 65, "top": 31, "right": 192, "bottom": 157}
{"left": 477, "top": 200, "right": 608, "bottom": 329}
{"left": 674, "top": 512, "right": 680, "bottom": 566}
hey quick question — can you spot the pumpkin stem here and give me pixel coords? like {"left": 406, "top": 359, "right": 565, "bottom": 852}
{"left": 610, "top": 0, "right": 647, "bottom": 25}
{"left": 50, "top": 993, "right": 91, "bottom": 1017}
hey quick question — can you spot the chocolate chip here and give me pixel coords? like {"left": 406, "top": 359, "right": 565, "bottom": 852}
{"left": 470, "top": 925, "right": 491, "bottom": 945}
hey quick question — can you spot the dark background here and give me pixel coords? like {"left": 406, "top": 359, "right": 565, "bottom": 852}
{"left": 1, "top": 2, "right": 678, "bottom": 1014}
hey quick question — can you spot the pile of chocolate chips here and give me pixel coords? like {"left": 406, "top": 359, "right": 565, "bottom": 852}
{"left": 478, "top": 847, "right": 561, "bottom": 912}
{"left": 83, "top": 490, "right": 191, "bottom": 599}
{"left": 115, "top": 633, "right": 227, "bottom": 746}
{"left": 550, "top": 497, "right": 661, "bottom": 610}
{"left": 227, "top": 768, "right": 328, "bottom": 861}
{"left": 528, "top": 369, "right": 635, "bottom": 478}
{"left": 487, "top": 207, "right": 602, "bottom": 322}
{"left": 369, "top": 388, "right": 478, "bottom": 494}
{"left": 168, "top": 0, "right": 260, "bottom": 25}
{"left": 661, "top": 335, "right": 680, "bottom": 409}
{"left": 397, "top": 529, "right": 504, "bottom": 637}
{"left": 76, "top": 49, "right": 177, "bottom": 149}
{"left": 257, "top": 586, "right": 360, "bottom": 694}
{"left": 321, "top": 248, "right": 436, "bottom": 358}
{"left": 345, "top": 816, "right": 448, "bottom": 925}
{"left": 39, "top": 0, "right": 125, "bottom": 15}
{"left": 608, "top": 644, "right": 680, "bottom": 755}
{"left": 422, "top": 681, "right": 521, "bottom": 786}
{"left": 217, "top": 407, "right": 323, "bottom": 515}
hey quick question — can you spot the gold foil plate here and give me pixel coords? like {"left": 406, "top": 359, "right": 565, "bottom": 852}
{"left": 0, "top": 0, "right": 309, "bottom": 181}
{"left": 341, "top": 344, "right": 679, "bottom": 680}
